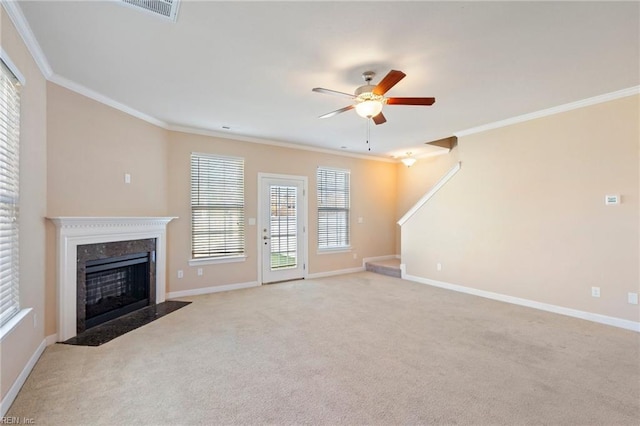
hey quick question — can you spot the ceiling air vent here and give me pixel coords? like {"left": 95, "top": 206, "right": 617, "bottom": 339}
{"left": 120, "top": 0, "right": 180, "bottom": 22}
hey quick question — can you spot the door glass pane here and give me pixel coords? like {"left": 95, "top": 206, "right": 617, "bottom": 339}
{"left": 270, "top": 185, "right": 297, "bottom": 270}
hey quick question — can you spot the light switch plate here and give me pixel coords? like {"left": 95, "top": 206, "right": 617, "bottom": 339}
{"left": 605, "top": 195, "right": 620, "bottom": 205}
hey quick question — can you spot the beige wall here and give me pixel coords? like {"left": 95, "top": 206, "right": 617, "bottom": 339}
{"left": 45, "top": 83, "right": 169, "bottom": 335}
{"left": 0, "top": 7, "right": 48, "bottom": 399}
{"left": 167, "top": 131, "right": 398, "bottom": 292}
{"left": 46, "top": 83, "right": 169, "bottom": 217}
{"left": 401, "top": 95, "right": 640, "bottom": 322}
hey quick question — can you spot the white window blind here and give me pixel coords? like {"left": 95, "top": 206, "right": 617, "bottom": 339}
{"left": 191, "top": 153, "right": 245, "bottom": 259}
{"left": 317, "top": 167, "right": 350, "bottom": 250}
{"left": 0, "top": 59, "right": 20, "bottom": 327}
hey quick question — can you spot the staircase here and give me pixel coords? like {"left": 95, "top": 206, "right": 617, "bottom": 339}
{"left": 365, "top": 258, "right": 401, "bottom": 278}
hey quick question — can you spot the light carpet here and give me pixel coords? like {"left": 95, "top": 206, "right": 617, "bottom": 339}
{"left": 7, "top": 272, "right": 640, "bottom": 425}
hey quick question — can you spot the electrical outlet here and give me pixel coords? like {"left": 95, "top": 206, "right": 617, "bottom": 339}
{"left": 591, "top": 287, "right": 600, "bottom": 298}
{"left": 124, "top": 173, "right": 131, "bottom": 184}
{"left": 437, "top": 262, "right": 442, "bottom": 271}
{"left": 197, "top": 268, "right": 203, "bottom": 276}
{"left": 177, "top": 270, "right": 184, "bottom": 279}
{"left": 628, "top": 292, "right": 638, "bottom": 305}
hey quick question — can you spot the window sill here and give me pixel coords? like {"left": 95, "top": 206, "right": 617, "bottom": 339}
{"left": 0, "top": 308, "right": 32, "bottom": 342}
{"left": 189, "top": 255, "right": 247, "bottom": 266}
{"left": 317, "top": 247, "right": 352, "bottom": 255}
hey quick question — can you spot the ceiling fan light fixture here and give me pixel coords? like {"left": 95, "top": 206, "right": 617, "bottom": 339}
{"left": 312, "top": 69, "right": 435, "bottom": 125}
{"left": 354, "top": 90, "right": 385, "bottom": 118}
{"left": 355, "top": 99, "right": 383, "bottom": 118}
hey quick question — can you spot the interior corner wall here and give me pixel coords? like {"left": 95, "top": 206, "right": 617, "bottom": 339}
{"left": 401, "top": 95, "right": 640, "bottom": 322}
{"left": 0, "top": 7, "right": 47, "bottom": 400}
{"left": 395, "top": 151, "right": 459, "bottom": 253}
{"left": 45, "top": 82, "right": 169, "bottom": 336}
{"left": 167, "top": 131, "right": 397, "bottom": 293}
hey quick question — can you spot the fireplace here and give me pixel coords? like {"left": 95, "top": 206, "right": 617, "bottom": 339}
{"left": 85, "top": 253, "right": 150, "bottom": 328}
{"left": 76, "top": 238, "right": 157, "bottom": 333}
{"left": 49, "top": 216, "right": 176, "bottom": 341}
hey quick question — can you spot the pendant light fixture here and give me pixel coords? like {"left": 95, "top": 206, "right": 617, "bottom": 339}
{"left": 401, "top": 152, "right": 417, "bottom": 168}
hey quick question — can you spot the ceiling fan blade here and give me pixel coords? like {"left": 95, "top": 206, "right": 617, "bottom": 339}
{"left": 372, "top": 70, "right": 406, "bottom": 95}
{"left": 386, "top": 97, "right": 436, "bottom": 106}
{"left": 312, "top": 88, "right": 355, "bottom": 99}
{"left": 318, "top": 104, "right": 354, "bottom": 119}
{"left": 372, "top": 112, "right": 387, "bottom": 125}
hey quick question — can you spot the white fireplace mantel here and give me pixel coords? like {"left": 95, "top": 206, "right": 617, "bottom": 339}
{"left": 48, "top": 216, "right": 177, "bottom": 341}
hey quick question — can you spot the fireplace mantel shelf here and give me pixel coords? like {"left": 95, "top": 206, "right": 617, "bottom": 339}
{"left": 48, "top": 216, "right": 177, "bottom": 229}
{"left": 48, "top": 216, "right": 177, "bottom": 341}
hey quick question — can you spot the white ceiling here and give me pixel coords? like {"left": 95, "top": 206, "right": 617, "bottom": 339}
{"left": 16, "top": 1, "right": 640, "bottom": 159}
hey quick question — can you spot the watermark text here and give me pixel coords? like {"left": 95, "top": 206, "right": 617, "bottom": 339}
{"left": 0, "top": 417, "right": 35, "bottom": 424}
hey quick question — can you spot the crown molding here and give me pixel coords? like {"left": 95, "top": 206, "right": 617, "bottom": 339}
{"left": 1, "top": 0, "right": 52, "bottom": 78}
{"left": 0, "top": 47, "right": 25, "bottom": 85}
{"left": 49, "top": 73, "right": 395, "bottom": 163}
{"left": 49, "top": 73, "right": 169, "bottom": 128}
{"left": 167, "top": 124, "right": 396, "bottom": 163}
{"left": 455, "top": 86, "right": 640, "bottom": 138}
{"left": 49, "top": 73, "right": 385, "bottom": 162}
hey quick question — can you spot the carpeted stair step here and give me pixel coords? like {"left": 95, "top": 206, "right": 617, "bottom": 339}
{"left": 365, "top": 259, "right": 401, "bottom": 278}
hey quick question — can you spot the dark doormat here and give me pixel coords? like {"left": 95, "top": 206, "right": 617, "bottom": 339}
{"left": 61, "top": 300, "right": 191, "bottom": 347}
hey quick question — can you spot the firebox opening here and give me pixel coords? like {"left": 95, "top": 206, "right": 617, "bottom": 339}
{"left": 85, "top": 252, "right": 151, "bottom": 329}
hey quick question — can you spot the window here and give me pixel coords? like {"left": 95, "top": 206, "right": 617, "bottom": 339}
{"left": 0, "top": 59, "right": 20, "bottom": 327}
{"left": 191, "top": 153, "right": 245, "bottom": 260}
{"left": 317, "top": 167, "right": 350, "bottom": 250}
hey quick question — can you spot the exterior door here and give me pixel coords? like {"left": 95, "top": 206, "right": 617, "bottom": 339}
{"left": 259, "top": 175, "right": 306, "bottom": 284}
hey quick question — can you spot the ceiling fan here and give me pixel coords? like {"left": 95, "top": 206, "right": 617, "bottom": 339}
{"left": 312, "top": 70, "right": 435, "bottom": 125}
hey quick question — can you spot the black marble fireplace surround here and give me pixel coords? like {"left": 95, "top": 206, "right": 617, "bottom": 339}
{"left": 77, "top": 238, "right": 156, "bottom": 334}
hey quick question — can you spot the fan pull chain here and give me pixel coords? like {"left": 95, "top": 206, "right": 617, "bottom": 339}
{"left": 366, "top": 119, "right": 371, "bottom": 151}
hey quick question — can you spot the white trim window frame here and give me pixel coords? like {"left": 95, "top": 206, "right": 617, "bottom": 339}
{"left": 0, "top": 57, "right": 21, "bottom": 327}
{"left": 190, "top": 153, "right": 245, "bottom": 263}
{"left": 317, "top": 166, "right": 350, "bottom": 251}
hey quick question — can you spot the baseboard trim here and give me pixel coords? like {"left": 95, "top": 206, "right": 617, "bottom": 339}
{"left": 307, "top": 266, "right": 365, "bottom": 279}
{"left": 46, "top": 334, "right": 58, "bottom": 346}
{"left": 404, "top": 273, "right": 640, "bottom": 333}
{"left": 167, "top": 281, "right": 259, "bottom": 299}
{"left": 1, "top": 338, "right": 46, "bottom": 416}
